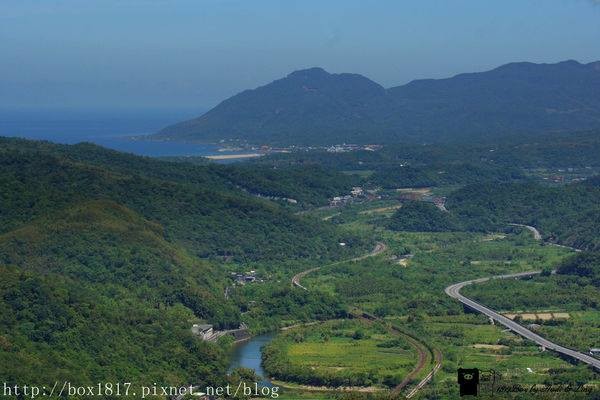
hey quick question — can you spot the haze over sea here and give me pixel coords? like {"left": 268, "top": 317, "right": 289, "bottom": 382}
{"left": 0, "top": 108, "right": 241, "bottom": 157}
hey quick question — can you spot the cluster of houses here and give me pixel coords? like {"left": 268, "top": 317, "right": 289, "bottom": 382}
{"left": 329, "top": 186, "right": 381, "bottom": 207}
{"left": 230, "top": 270, "right": 263, "bottom": 285}
{"left": 325, "top": 144, "right": 383, "bottom": 153}
{"left": 431, "top": 196, "right": 447, "bottom": 211}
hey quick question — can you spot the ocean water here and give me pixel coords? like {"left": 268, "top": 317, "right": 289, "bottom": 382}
{"left": 0, "top": 109, "right": 238, "bottom": 157}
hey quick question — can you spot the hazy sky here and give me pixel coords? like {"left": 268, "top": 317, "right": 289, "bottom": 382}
{"left": 2, "top": 0, "right": 600, "bottom": 112}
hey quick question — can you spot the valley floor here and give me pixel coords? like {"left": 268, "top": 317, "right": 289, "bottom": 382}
{"left": 236, "top": 199, "right": 600, "bottom": 399}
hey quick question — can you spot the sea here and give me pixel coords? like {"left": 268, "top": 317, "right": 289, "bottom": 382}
{"left": 0, "top": 109, "right": 243, "bottom": 158}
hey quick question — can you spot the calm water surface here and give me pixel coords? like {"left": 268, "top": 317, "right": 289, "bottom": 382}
{"left": 0, "top": 109, "right": 249, "bottom": 158}
{"left": 228, "top": 333, "right": 275, "bottom": 387}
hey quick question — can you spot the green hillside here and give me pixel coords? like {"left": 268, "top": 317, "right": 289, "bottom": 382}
{"left": 0, "top": 200, "right": 235, "bottom": 389}
{"left": 447, "top": 179, "right": 600, "bottom": 250}
{"left": 0, "top": 137, "right": 360, "bottom": 260}
{"left": 252, "top": 130, "right": 600, "bottom": 171}
{"left": 0, "top": 137, "right": 368, "bottom": 391}
{"left": 387, "top": 201, "right": 460, "bottom": 232}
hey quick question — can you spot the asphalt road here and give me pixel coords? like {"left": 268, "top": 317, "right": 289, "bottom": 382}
{"left": 445, "top": 271, "right": 600, "bottom": 371}
{"left": 509, "top": 223, "right": 542, "bottom": 240}
{"left": 291, "top": 242, "right": 386, "bottom": 290}
{"left": 509, "top": 223, "right": 581, "bottom": 252}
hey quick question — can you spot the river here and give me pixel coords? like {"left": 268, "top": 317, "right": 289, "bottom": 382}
{"left": 228, "top": 333, "right": 275, "bottom": 387}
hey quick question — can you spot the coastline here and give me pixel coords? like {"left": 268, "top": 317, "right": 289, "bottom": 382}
{"left": 205, "top": 153, "right": 264, "bottom": 160}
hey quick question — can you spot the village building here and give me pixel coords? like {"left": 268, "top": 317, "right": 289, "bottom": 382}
{"left": 192, "top": 324, "right": 214, "bottom": 340}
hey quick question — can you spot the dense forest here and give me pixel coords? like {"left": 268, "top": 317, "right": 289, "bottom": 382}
{"left": 208, "top": 164, "right": 359, "bottom": 207}
{"left": 369, "top": 163, "right": 524, "bottom": 189}
{"left": 0, "top": 137, "right": 368, "bottom": 392}
{"left": 387, "top": 202, "right": 460, "bottom": 232}
{"left": 556, "top": 252, "right": 600, "bottom": 287}
{"left": 0, "top": 200, "right": 236, "bottom": 389}
{"left": 0, "top": 137, "right": 364, "bottom": 260}
{"left": 446, "top": 178, "right": 600, "bottom": 251}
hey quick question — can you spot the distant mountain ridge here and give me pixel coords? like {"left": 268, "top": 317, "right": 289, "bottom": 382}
{"left": 156, "top": 60, "right": 600, "bottom": 145}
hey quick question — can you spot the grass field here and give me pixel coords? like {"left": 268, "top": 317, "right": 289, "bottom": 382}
{"left": 262, "top": 319, "right": 419, "bottom": 390}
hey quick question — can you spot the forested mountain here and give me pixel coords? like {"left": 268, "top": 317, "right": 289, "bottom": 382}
{"left": 557, "top": 252, "right": 600, "bottom": 287}
{"left": 207, "top": 164, "right": 360, "bottom": 207}
{"left": 157, "top": 60, "right": 600, "bottom": 145}
{"left": 0, "top": 137, "right": 359, "bottom": 260}
{"left": 0, "top": 137, "right": 367, "bottom": 389}
{"left": 387, "top": 201, "right": 460, "bottom": 232}
{"left": 157, "top": 67, "right": 388, "bottom": 144}
{"left": 369, "top": 163, "right": 525, "bottom": 189}
{"left": 446, "top": 178, "right": 600, "bottom": 251}
{"left": 0, "top": 199, "right": 237, "bottom": 386}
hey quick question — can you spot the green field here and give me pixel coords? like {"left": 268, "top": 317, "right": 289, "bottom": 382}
{"left": 302, "top": 227, "right": 570, "bottom": 318}
{"left": 290, "top": 204, "right": 599, "bottom": 399}
{"left": 263, "top": 319, "right": 418, "bottom": 389}
{"left": 422, "top": 315, "right": 576, "bottom": 385}
{"left": 465, "top": 275, "right": 600, "bottom": 355}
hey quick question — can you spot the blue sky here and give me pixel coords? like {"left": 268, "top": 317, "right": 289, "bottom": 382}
{"left": 2, "top": 0, "right": 600, "bottom": 111}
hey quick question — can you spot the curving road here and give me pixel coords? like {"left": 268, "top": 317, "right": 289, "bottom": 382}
{"left": 292, "top": 243, "right": 444, "bottom": 397}
{"left": 291, "top": 242, "right": 387, "bottom": 290}
{"left": 445, "top": 271, "right": 600, "bottom": 371}
{"left": 509, "top": 223, "right": 582, "bottom": 252}
{"left": 509, "top": 223, "right": 542, "bottom": 240}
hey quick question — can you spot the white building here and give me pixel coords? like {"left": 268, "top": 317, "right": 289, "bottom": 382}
{"left": 351, "top": 187, "right": 364, "bottom": 196}
{"left": 192, "top": 324, "right": 214, "bottom": 340}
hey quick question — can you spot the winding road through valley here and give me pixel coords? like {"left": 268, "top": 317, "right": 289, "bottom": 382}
{"left": 291, "top": 242, "right": 387, "bottom": 290}
{"left": 291, "top": 242, "right": 443, "bottom": 398}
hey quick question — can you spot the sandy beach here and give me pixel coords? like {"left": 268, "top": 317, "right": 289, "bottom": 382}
{"left": 205, "top": 153, "right": 263, "bottom": 160}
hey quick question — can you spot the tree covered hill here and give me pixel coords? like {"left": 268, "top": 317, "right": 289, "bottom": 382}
{"left": 446, "top": 178, "right": 600, "bottom": 251}
{"left": 387, "top": 201, "right": 460, "bottom": 232}
{"left": 157, "top": 67, "right": 389, "bottom": 145}
{"left": 209, "top": 163, "right": 359, "bottom": 206}
{"left": 0, "top": 199, "right": 237, "bottom": 389}
{"left": 0, "top": 137, "right": 361, "bottom": 260}
{"left": 368, "top": 163, "right": 525, "bottom": 189}
{"left": 556, "top": 252, "right": 600, "bottom": 287}
{"left": 156, "top": 60, "right": 600, "bottom": 145}
{"left": 0, "top": 137, "right": 367, "bottom": 389}
{"left": 0, "top": 137, "right": 357, "bottom": 208}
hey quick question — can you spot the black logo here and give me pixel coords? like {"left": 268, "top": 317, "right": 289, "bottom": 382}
{"left": 457, "top": 368, "right": 479, "bottom": 396}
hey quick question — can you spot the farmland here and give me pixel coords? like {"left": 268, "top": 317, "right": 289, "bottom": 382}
{"left": 263, "top": 319, "right": 418, "bottom": 389}
{"left": 274, "top": 203, "right": 600, "bottom": 398}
